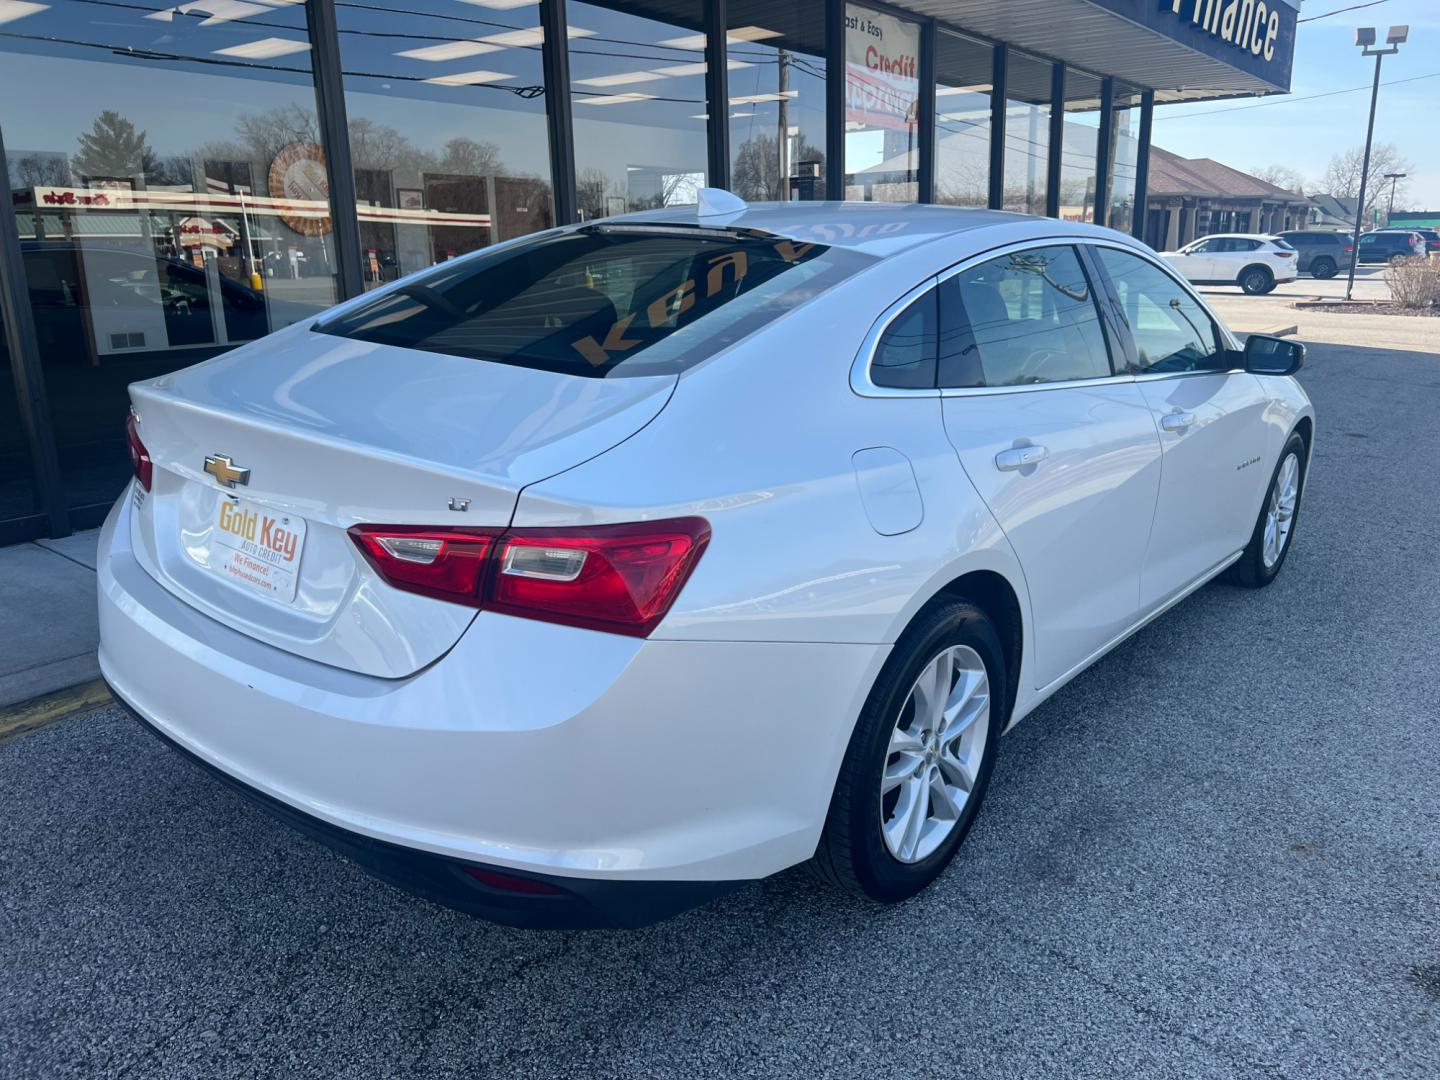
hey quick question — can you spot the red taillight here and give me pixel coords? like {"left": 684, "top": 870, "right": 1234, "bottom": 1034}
{"left": 347, "top": 517, "right": 710, "bottom": 637}
{"left": 489, "top": 518, "right": 711, "bottom": 637}
{"left": 1275, "top": 251, "right": 1295, "bottom": 258}
{"left": 348, "top": 525, "right": 499, "bottom": 606}
{"left": 125, "top": 410, "right": 152, "bottom": 492}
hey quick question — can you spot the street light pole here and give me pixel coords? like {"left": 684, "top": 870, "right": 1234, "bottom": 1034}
{"left": 1346, "top": 25, "right": 1407, "bottom": 301}
{"left": 1383, "top": 171, "right": 1406, "bottom": 226}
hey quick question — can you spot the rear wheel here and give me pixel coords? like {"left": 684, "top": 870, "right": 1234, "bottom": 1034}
{"left": 1310, "top": 257, "right": 1336, "bottom": 280}
{"left": 1240, "top": 266, "right": 1273, "bottom": 295}
{"left": 1389, "top": 252, "right": 1408, "bottom": 266}
{"left": 811, "top": 600, "right": 1005, "bottom": 903}
{"left": 1229, "top": 432, "right": 1306, "bottom": 588}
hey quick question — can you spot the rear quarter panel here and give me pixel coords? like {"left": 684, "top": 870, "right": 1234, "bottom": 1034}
{"left": 510, "top": 253, "right": 1032, "bottom": 655}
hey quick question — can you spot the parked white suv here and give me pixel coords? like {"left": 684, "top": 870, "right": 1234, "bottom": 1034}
{"left": 1160, "top": 233, "right": 1299, "bottom": 294}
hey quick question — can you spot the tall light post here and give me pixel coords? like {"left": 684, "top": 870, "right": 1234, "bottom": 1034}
{"left": 1383, "top": 171, "right": 1406, "bottom": 226}
{"left": 1346, "top": 25, "right": 1408, "bottom": 301}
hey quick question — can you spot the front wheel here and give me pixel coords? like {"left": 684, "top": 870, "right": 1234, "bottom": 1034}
{"left": 1240, "top": 266, "right": 1273, "bottom": 295}
{"left": 811, "top": 600, "right": 1005, "bottom": 903}
{"left": 1229, "top": 432, "right": 1306, "bottom": 588}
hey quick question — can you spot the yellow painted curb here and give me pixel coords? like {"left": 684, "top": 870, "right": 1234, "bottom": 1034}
{"left": 0, "top": 680, "right": 112, "bottom": 743}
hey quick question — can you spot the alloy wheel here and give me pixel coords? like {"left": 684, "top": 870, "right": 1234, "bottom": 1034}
{"left": 1263, "top": 452, "right": 1300, "bottom": 568}
{"left": 880, "top": 644, "right": 991, "bottom": 864}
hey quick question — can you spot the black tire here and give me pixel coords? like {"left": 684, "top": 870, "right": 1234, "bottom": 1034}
{"left": 1239, "top": 265, "right": 1273, "bottom": 295}
{"left": 1310, "top": 257, "right": 1337, "bottom": 280}
{"left": 1388, "top": 253, "right": 1407, "bottom": 266}
{"left": 811, "top": 600, "right": 1006, "bottom": 903}
{"left": 1228, "top": 431, "right": 1307, "bottom": 589}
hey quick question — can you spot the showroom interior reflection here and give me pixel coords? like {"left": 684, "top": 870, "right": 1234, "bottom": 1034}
{"left": 726, "top": 0, "right": 827, "bottom": 202}
{"left": 842, "top": 2, "right": 922, "bottom": 202}
{"left": 569, "top": 0, "right": 710, "bottom": 217}
{"left": 1060, "top": 69, "right": 1103, "bottom": 224}
{"left": 1000, "top": 51, "right": 1051, "bottom": 216}
{"left": 336, "top": 0, "right": 555, "bottom": 286}
{"left": 0, "top": 0, "right": 339, "bottom": 509}
{"left": 933, "top": 30, "right": 992, "bottom": 209}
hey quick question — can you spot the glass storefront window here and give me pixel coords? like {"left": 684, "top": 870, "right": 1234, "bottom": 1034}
{"left": 1059, "top": 69, "right": 1102, "bottom": 223}
{"left": 569, "top": 0, "right": 709, "bottom": 218}
{"left": 1002, "top": 52, "right": 1051, "bottom": 216}
{"left": 933, "top": 31, "right": 991, "bottom": 208}
{"left": 726, "top": 0, "right": 826, "bottom": 202}
{"left": 843, "top": 3, "right": 921, "bottom": 202}
{"left": 0, "top": 0, "right": 339, "bottom": 510}
{"left": 336, "top": 0, "right": 554, "bottom": 288}
{"left": 0, "top": 307, "right": 40, "bottom": 527}
{"left": 1107, "top": 85, "right": 1143, "bottom": 235}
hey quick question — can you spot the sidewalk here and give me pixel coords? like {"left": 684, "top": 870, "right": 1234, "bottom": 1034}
{"left": 0, "top": 530, "right": 100, "bottom": 710}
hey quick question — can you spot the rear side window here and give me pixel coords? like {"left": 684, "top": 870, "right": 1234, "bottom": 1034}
{"left": 870, "top": 288, "right": 938, "bottom": 389}
{"left": 937, "top": 246, "right": 1112, "bottom": 387}
{"left": 315, "top": 226, "right": 873, "bottom": 378}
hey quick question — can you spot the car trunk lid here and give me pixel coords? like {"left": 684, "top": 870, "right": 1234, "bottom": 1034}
{"left": 126, "top": 324, "right": 674, "bottom": 678}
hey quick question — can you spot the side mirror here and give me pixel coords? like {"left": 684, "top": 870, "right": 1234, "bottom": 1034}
{"left": 1244, "top": 334, "right": 1304, "bottom": 376}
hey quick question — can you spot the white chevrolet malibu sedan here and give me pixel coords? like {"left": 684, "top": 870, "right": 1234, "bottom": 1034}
{"left": 101, "top": 194, "right": 1313, "bottom": 927}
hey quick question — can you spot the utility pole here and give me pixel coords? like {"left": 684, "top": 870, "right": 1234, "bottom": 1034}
{"left": 1383, "top": 171, "right": 1406, "bottom": 226}
{"left": 1346, "top": 25, "right": 1407, "bottom": 301}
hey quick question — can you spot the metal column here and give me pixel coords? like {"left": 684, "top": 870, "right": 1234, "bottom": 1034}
{"left": 1093, "top": 77, "right": 1114, "bottom": 227}
{"left": 917, "top": 20, "right": 936, "bottom": 203}
{"left": 825, "top": 0, "right": 845, "bottom": 199}
{"left": 305, "top": 0, "right": 365, "bottom": 301}
{"left": 1132, "top": 91, "right": 1153, "bottom": 241}
{"left": 541, "top": 0, "right": 578, "bottom": 223}
{"left": 1045, "top": 64, "right": 1063, "bottom": 219}
{"left": 705, "top": 0, "right": 730, "bottom": 190}
{"left": 988, "top": 45, "right": 1007, "bottom": 210}
{"left": 0, "top": 123, "right": 69, "bottom": 538}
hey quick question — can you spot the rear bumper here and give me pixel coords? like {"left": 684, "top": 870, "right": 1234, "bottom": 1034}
{"left": 113, "top": 685, "right": 733, "bottom": 928}
{"left": 98, "top": 493, "right": 886, "bottom": 920}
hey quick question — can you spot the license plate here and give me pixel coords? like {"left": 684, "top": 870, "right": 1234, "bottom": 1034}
{"left": 209, "top": 496, "right": 306, "bottom": 603}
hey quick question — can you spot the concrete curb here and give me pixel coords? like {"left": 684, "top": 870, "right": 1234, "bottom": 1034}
{"left": 0, "top": 679, "right": 112, "bottom": 744}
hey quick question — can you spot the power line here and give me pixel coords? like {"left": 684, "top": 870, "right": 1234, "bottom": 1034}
{"left": 1298, "top": 0, "right": 1391, "bottom": 24}
{"left": 1156, "top": 70, "right": 1440, "bottom": 120}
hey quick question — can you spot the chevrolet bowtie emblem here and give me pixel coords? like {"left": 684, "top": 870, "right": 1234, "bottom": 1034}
{"left": 204, "top": 454, "right": 250, "bottom": 489}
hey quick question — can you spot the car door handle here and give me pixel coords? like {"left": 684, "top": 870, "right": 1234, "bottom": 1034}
{"left": 1161, "top": 410, "right": 1197, "bottom": 433}
{"left": 995, "top": 445, "right": 1049, "bottom": 472}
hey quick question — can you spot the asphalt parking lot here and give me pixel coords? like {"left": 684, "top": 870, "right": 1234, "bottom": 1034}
{"left": 3, "top": 339, "right": 1439, "bottom": 1079}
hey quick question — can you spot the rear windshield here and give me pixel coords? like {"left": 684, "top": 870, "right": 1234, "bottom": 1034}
{"left": 314, "top": 225, "right": 874, "bottom": 377}
{"left": 1270, "top": 238, "right": 1296, "bottom": 250}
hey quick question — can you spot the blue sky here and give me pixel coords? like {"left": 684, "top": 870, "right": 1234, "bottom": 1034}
{"left": 1152, "top": 0, "right": 1440, "bottom": 208}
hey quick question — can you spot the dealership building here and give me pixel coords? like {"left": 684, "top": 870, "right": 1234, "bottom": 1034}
{"left": 1, "top": 0, "right": 1300, "bottom": 544}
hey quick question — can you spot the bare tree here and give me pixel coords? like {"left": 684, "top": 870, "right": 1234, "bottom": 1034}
{"left": 575, "top": 168, "right": 613, "bottom": 221}
{"left": 439, "top": 138, "right": 505, "bottom": 178}
{"left": 1320, "top": 143, "right": 1413, "bottom": 224}
{"left": 1251, "top": 164, "right": 1307, "bottom": 194}
{"left": 732, "top": 133, "right": 826, "bottom": 202}
{"left": 10, "top": 153, "right": 72, "bottom": 188}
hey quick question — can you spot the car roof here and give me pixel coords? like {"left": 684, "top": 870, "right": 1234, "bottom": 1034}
{"left": 604, "top": 200, "right": 1144, "bottom": 259}
{"left": 1193, "top": 232, "right": 1274, "bottom": 240}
